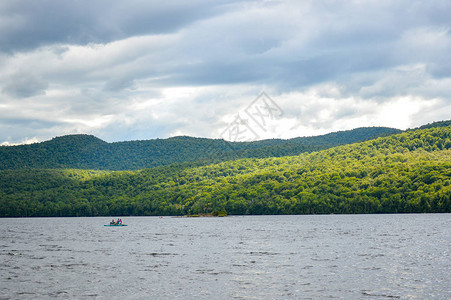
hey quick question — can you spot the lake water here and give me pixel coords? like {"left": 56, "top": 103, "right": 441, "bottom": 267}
{"left": 0, "top": 214, "right": 450, "bottom": 299}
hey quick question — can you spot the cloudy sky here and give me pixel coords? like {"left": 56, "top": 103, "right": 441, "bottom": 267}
{"left": 1, "top": 0, "right": 450, "bottom": 145}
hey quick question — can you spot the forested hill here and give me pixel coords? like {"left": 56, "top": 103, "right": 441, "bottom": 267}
{"left": 417, "top": 120, "right": 451, "bottom": 130}
{"left": 0, "top": 126, "right": 400, "bottom": 170}
{"left": 0, "top": 124, "right": 450, "bottom": 217}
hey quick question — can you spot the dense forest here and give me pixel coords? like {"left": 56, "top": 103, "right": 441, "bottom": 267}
{"left": 0, "top": 127, "right": 400, "bottom": 170}
{"left": 0, "top": 123, "right": 450, "bottom": 217}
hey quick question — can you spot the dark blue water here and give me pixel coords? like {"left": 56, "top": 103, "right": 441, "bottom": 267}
{"left": 1, "top": 214, "right": 450, "bottom": 299}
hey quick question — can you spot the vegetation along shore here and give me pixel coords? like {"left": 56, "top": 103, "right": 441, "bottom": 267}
{"left": 0, "top": 121, "right": 450, "bottom": 217}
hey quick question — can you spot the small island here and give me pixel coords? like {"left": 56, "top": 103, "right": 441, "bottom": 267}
{"left": 185, "top": 209, "right": 228, "bottom": 217}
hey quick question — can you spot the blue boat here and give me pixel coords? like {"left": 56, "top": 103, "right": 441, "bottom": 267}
{"left": 104, "top": 224, "right": 127, "bottom": 227}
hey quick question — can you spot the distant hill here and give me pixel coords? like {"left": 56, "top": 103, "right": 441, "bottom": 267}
{"left": 0, "top": 126, "right": 401, "bottom": 170}
{"left": 416, "top": 120, "right": 451, "bottom": 130}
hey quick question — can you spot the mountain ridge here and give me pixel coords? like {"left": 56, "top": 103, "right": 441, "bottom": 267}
{"left": 0, "top": 126, "right": 401, "bottom": 170}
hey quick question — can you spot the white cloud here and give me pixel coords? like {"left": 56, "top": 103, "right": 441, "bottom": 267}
{"left": 1, "top": 137, "right": 39, "bottom": 146}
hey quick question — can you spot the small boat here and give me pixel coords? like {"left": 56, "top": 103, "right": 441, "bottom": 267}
{"left": 104, "top": 224, "right": 128, "bottom": 227}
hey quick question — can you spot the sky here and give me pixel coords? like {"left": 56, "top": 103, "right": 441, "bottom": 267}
{"left": 1, "top": 0, "right": 450, "bottom": 145}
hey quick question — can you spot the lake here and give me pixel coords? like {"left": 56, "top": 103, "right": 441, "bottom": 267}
{"left": 1, "top": 214, "right": 450, "bottom": 299}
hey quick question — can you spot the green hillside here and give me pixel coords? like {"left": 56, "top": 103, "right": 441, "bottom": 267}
{"left": 0, "top": 127, "right": 400, "bottom": 170}
{"left": 416, "top": 120, "right": 451, "bottom": 130}
{"left": 1, "top": 124, "right": 450, "bottom": 217}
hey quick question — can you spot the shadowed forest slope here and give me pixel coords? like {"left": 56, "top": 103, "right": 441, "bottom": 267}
{"left": 0, "top": 127, "right": 400, "bottom": 170}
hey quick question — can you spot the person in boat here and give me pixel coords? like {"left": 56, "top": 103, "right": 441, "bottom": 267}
{"left": 110, "top": 219, "right": 115, "bottom": 225}
{"left": 118, "top": 219, "right": 122, "bottom": 224}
